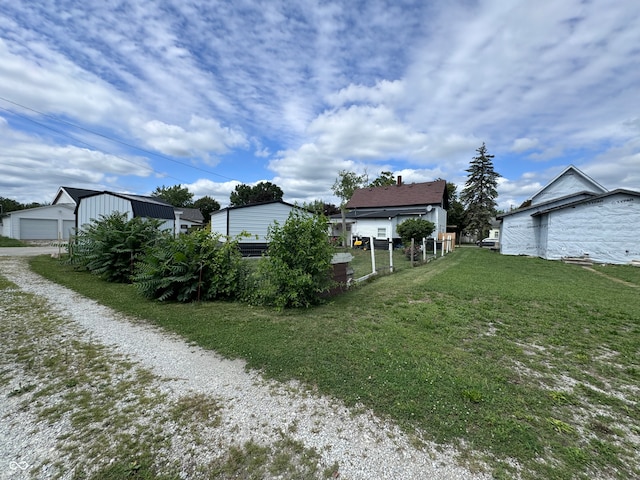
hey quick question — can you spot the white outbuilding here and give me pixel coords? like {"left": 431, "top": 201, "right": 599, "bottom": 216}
{"left": 498, "top": 165, "right": 640, "bottom": 265}
{"left": 210, "top": 200, "right": 310, "bottom": 256}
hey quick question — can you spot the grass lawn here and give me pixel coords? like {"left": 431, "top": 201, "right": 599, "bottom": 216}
{"left": 30, "top": 248, "right": 640, "bottom": 480}
{"left": 0, "top": 235, "right": 27, "bottom": 247}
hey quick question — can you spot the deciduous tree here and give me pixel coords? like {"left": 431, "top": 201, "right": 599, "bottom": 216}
{"left": 193, "top": 196, "right": 220, "bottom": 220}
{"left": 331, "top": 170, "right": 367, "bottom": 246}
{"left": 229, "top": 181, "right": 283, "bottom": 206}
{"left": 152, "top": 185, "right": 194, "bottom": 208}
{"left": 369, "top": 171, "right": 395, "bottom": 187}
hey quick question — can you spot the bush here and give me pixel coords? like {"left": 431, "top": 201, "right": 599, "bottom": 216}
{"left": 69, "top": 213, "right": 166, "bottom": 283}
{"left": 396, "top": 218, "right": 435, "bottom": 246}
{"left": 133, "top": 230, "right": 247, "bottom": 302}
{"left": 251, "top": 211, "right": 336, "bottom": 309}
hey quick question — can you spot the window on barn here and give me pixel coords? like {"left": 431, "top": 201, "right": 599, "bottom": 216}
{"left": 377, "top": 227, "right": 387, "bottom": 238}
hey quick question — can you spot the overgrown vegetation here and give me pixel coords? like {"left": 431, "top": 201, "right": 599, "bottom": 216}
{"left": 250, "top": 211, "right": 336, "bottom": 308}
{"left": 32, "top": 248, "right": 640, "bottom": 480}
{"left": 69, "top": 213, "right": 166, "bottom": 283}
{"left": 134, "top": 230, "right": 247, "bottom": 302}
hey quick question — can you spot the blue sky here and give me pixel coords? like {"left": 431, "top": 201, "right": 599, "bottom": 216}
{"left": 1, "top": 0, "right": 639, "bottom": 210}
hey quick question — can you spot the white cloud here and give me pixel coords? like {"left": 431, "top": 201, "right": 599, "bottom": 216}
{"left": 511, "top": 138, "right": 539, "bottom": 153}
{"left": 135, "top": 116, "right": 247, "bottom": 159}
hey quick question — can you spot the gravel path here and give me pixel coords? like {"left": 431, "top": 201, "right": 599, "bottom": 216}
{"left": 0, "top": 256, "right": 491, "bottom": 479}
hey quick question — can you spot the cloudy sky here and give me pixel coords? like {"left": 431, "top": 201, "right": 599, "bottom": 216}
{"left": 1, "top": 0, "right": 639, "bottom": 210}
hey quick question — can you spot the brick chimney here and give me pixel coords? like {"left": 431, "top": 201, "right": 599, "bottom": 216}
{"left": 397, "top": 175, "right": 402, "bottom": 186}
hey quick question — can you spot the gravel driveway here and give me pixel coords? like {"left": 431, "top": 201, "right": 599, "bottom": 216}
{"left": 0, "top": 255, "right": 491, "bottom": 479}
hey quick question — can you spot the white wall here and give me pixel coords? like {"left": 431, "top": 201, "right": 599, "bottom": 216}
{"left": 211, "top": 203, "right": 308, "bottom": 242}
{"left": 531, "top": 170, "right": 605, "bottom": 206}
{"left": 1, "top": 205, "right": 75, "bottom": 240}
{"left": 543, "top": 192, "right": 640, "bottom": 264}
{"left": 77, "top": 194, "right": 134, "bottom": 230}
{"left": 500, "top": 193, "right": 594, "bottom": 257}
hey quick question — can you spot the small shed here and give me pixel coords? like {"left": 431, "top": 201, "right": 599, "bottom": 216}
{"left": 210, "top": 201, "right": 310, "bottom": 255}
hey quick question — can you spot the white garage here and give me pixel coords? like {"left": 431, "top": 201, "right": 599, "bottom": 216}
{"left": 1, "top": 205, "right": 76, "bottom": 241}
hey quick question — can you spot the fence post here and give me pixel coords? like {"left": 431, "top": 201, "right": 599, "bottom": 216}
{"left": 422, "top": 237, "right": 426, "bottom": 262}
{"left": 411, "top": 238, "right": 415, "bottom": 267}
{"left": 388, "top": 238, "right": 394, "bottom": 273}
{"left": 441, "top": 236, "right": 445, "bottom": 257}
{"left": 370, "top": 236, "right": 376, "bottom": 274}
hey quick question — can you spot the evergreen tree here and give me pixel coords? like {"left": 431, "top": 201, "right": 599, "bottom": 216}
{"left": 460, "top": 143, "right": 501, "bottom": 238}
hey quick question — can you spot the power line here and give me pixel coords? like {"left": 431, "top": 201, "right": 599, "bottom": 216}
{"left": 0, "top": 95, "right": 238, "bottom": 182}
{"left": 0, "top": 104, "right": 188, "bottom": 186}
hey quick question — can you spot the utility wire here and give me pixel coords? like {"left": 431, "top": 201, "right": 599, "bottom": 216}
{"left": 0, "top": 104, "right": 188, "bottom": 186}
{"left": 0, "top": 95, "right": 238, "bottom": 182}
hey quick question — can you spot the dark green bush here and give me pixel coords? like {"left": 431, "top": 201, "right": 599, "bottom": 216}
{"left": 133, "top": 230, "right": 247, "bottom": 302}
{"left": 396, "top": 218, "right": 436, "bottom": 245}
{"left": 251, "top": 211, "right": 336, "bottom": 309}
{"left": 69, "top": 213, "right": 166, "bottom": 283}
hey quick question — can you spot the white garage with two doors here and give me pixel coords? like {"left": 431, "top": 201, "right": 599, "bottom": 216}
{"left": 0, "top": 204, "right": 76, "bottom": 241}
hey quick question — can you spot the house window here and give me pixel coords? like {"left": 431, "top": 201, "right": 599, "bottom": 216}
{"left": 377, "top": 227, "right": 387, "bottom": 238}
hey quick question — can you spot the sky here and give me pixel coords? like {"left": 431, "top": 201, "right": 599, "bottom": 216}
{"left": 1, "top": 0, "right": 639, "bottom": 211}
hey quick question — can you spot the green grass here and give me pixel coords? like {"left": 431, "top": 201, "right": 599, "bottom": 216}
{"left": 0, "top": 235, "right": 27, "bottom": 247}
{"left": 29, "top": 249, "right": 640, "bottom": 480}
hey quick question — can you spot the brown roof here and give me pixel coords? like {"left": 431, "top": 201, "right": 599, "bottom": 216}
{"left": 346, "top": 180, "right": 447, "bottom": 209}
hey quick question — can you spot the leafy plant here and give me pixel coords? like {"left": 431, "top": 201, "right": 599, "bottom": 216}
{"left": 133, "top": 230, "right": 247, "bottom": 302}
{"left": 251, "top": 211, "right": 336, "bottom": 308}
{"left": 396, "top": 218, "right": 436, "bottom": 245}
{"left": 68, "top": 213, "right": 166, "bottom": 283}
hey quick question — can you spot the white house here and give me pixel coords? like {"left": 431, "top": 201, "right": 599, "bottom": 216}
{"left": 498, "top": 165, "right": 640, "bottom": 265}
{"left": 76, "top": 191, "right": 180, "bottom": 234}
{"left": 330, "top": 177, "right": 448, "bottom": 246}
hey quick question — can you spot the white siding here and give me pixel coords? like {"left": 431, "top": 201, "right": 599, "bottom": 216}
{"left": 211, "top": 203, "right": 308, "bottom": 242}
{"left": 531, "top": 170, "right": 605, "bottom": 206}
{"left": 1, "top": 205, "right": 75, "bottom": 240}
{"left": 77, "top": 194, "right": 133, "bottom": 230}
{"left": 210, "top": 210, "right": 228, "bottom": 237}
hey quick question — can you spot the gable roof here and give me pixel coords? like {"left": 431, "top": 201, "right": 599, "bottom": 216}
{"left": 213, "top": 200, "right": 309, "bottom": 213}
{"left": 75, "top": 191, "right": 176, "bottom": 219}
{"left": 529, "top": 165, "right": 607, "bottom": 206}
{"left": 530, "top": 189, "right": 640, "bottom": 217}
{"left": 178, "top": 207, "right": 205, "bottom": 224}
{"left": 53, "top": 186, "right": 102, "bottom": 205}
{"left": 346, "top": 180, "right": 448, "bottom": 210}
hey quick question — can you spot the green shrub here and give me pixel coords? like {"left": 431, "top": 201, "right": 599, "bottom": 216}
{"left": 396, "top": 218, "right": 436, "bottom": 245}
{"left": 69, "top": 213, "right": 166, "bottom": 283}
{"left": 251, "top": 211, "right": 336, "bottom": 309}
{"left": 133, "top": 230, "right": 247, "bottom": 302}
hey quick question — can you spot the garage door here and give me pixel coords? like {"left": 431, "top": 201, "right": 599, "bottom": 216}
{"left": 63, "top": 220, "right": 75, "bottom": 240}
{"left": 19, "top": 219, "right": 58, "bottom": 240}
